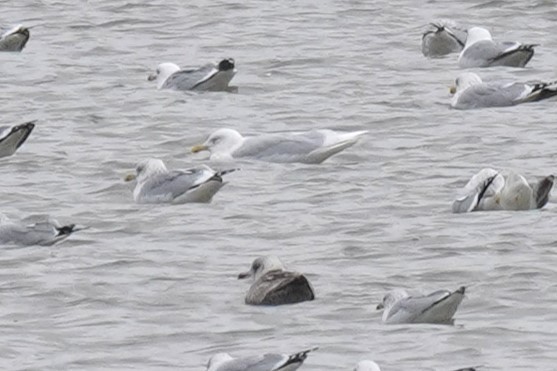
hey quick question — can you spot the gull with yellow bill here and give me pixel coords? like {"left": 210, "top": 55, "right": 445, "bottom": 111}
{"left": 192, "top": 128, "right": 368, "bottom": 164}
{"left": 450, "top": 72, "right": 557, "bottom": 109}
{"left": 124, "top": 159, "right": 236, "bottom": 204}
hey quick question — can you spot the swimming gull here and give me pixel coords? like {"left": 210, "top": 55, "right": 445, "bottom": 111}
{"left": 458, "top": 27, "right": 535, "bottom": 68}
{"left": 206, "top": 347, "right": 318, "bottom": 371}
{"left": 238, "top": 255, "right": 315, "bottom": 306}
{"left": 354, "top": 360, "right": 381, "bottom": 371}
{"left": 0, "top": 214, "right": 84, "bottom": 246}
{"left": 452, "top": 168, "right": 554, "bottom": 213}
{"left": 124, "top": 159, "right": 236, "bottom": 204}
{"left": 353, "top": 360, "right": 476, "bottom": 371}
{"left": 377, "top": 286, "right": 466, "bottom": 324}
{"left": 148, "top": 58, "right": 236, "bottom": 91}
{"left": 450, "top": 72, "right": 557, "bottom": 109}
{"left": 191, "top": 128, "right": 368, "bottom": 164}
{"left": 0, "top": 24, "right": 30, "bottom": 52}
{"left": 0, "top": 120, "right": 35, "bottom": 158}
{"left": 422, "top": 20, "right": 467, "bottom": 57}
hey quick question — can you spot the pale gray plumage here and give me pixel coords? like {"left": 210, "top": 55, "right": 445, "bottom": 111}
{"left": 238, "top": 256, "right": 315, "bottom": 306}
{"left": 0, "top": 24, "right": 30, "bottom": 52}
{"left": 0, "top": 120, "right": 35, "bottom": 158}
{"left": 0, "top": 214, "right": 82, "bottom": 246}
{"left": 192, "top": 128, "right": 368, "bottom": 163}
{"left": 128, "top": 159, "right": 235, "bottom": 204}
{"left": 452, "top": 168, "right": 554, "bottom": 213}
{"left": 353, "top": 360, "right": 382, "bottom": 371}
{"left": 377, "top": 287, "right": 466, "bottom": 324}
{"left": 422, "top": 20, "right": 467, "bottom": 57}
{"left": 148, "top": 58, "right": 236, "bottom": 91}
{"left": 451, "top": 72, "right": 557, "bottom": 110}
{"left": 458, "top": 27, "right": 535, "bottom": 68}
{"left": 206, "top": 347, "right": 317, "bottom": 371}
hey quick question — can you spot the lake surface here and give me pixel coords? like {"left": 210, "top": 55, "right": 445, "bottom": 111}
{"left": 2, "top": 0, "right": 557, "bottom": 370}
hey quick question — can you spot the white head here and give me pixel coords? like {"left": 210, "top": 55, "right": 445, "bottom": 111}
{"left": 354, "top": 360, "right": 382, "bottom": 371}
{"left": 450, "top": 72, "right": 483, "bottom": 99}
{"left": 238, "top": 255, "right": 286, "bottom": 281}
{"left": 133, "top": 159, "right": 168, "bottom": 183}
{"left": 148, "top": 62, "right": 180, "bottom": 89}
{"left": 191, "top": 128, "right": 245, "bottom": 159}
{"left": 206, "top": 353, "right": 234, "bottom": 371}
{"left": 465, "top": 27, "right": 492, "bottom": 47}
{"left": 377, "top": 289, "right": 409, "bottom": 312}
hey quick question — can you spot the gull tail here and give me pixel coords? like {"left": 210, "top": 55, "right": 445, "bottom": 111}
{"left": 279, "top": 347, "right": 318, "bottom": 370}
{"left": 533, "top": 175, "right": 554, "bottom": 208}
{"left": 529, "top": 80, "right": 557, "bottom": 103}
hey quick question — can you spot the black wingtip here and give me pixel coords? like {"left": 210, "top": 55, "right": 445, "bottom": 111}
{"left": 456, "top": 286, "right": 466, "bottom": 295}
{"left": 535, "top": 175, "right": 554, "bottom": 208}
{"left": 56, "top": 224, "right": 76, "bottom": 236}
{"left": 282, "top": 347, "right": 318, "bottom": 368}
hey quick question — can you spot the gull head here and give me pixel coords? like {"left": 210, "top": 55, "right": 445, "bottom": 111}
{"left": 207, "top": 353, "right": 234, "bottom": 371}
{"left": 218, "top": 58, "right": 235, "bottom": 72}
{"left": 354, "top": 360, "right": 382, "bottom": 371}
{"left": 191, "top": 128, "right": 245, "bottom": 159}
{"left": 376, "top": 289, "right": 409, "bottom": 311}
{"left": 450, "top": 72, "right": 483, "bottom": 95}
{"left": 125, "top": 159, "right": 168, "bottom": 183}
{"left": 238, "top": 255, "right": 286, "bottom": 281}
{"left": 148, "top": 63, "right": 180, "bottom": 89}
{"left": 465, "top": 27, "right": 492, "bottom": 46}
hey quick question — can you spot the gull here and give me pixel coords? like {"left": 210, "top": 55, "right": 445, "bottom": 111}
{"left": 0, "top": 120, "right": 35, "bottom": 158}
{"left": 191, "top": 128, "right": 368, "bottom": 163}
{"left": 124, "top": 159, "right": 236, "bottom": 204}
{"left": 0, "top": 24, "right": 31, "bottom": 52}
{"left": 148, "top": 58, "right": 236, "bottom": 91}
{"left": 238, "top": 255, "right": 315, "bottom": 306}
{"left": 452, "top": 168, "right": 554, "bottom": 213}
{"left": 422, "top": 20, "right": 467, "bottom": 57}
{"left": 458, "top": 27, "right": 535, "bottom": 68}
{"left": 0, "top": 214, "right": 85, "bottom": 246}
{"left": 377, "top": 286, "right": 466, "bottom": 324}
{"left": 354, "top": 360, "right": 382, "bottom": 371}
{"left": 450, "top": 72, "right": 557, "bottom": 109}
{"left": 354, "top": 361, "right": 477, "bottom": 371}
{"left": 206, "top": 347, "right": 318, "bottom": 371}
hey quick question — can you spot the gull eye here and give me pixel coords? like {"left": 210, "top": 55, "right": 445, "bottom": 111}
{"left": 455, "top": 78, "right": 460, "bottom": 86}
{"left": 210, "top": 136, "right": 219, "bottom": 144}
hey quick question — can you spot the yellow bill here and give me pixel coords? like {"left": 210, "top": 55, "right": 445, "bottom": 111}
{"left": 449, "top": 85, "right": 457, "bottom": 95}
{"left": 124, "top": 173, "right": 137, "bottom": 182}
{"left": 191, "top": 144, "right": 208, "bottom": 153}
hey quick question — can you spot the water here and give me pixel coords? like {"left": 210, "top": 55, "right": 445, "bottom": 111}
{"left": 2, "top": 0, "right": 557, "bottom": 370}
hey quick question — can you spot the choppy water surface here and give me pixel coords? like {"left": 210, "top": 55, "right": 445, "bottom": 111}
{"left": 2, "top": 0, "right": 557, "bottom": 370}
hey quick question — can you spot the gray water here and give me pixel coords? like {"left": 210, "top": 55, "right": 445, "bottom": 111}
{"left": 2, "top": 0, "right": 557, "bottom": 370}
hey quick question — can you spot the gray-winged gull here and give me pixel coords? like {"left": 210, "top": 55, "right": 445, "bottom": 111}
{"left": 354, "top": 360, "right": 382, "bottom": 371}
{"left": 206, "top": 347, "right": 318, "bottom": 371}
{"left": 0, "top": 214, "right": 84, "bottom": 246}
{"left": 422, "top": 20, "right": 467, "bottom": 57}
{"left": 191, "top": 128, "right": 368, "bottom": 164}
{"left": 458, "top": 27, "right": 535, "bottom": 68}
{"left": 452, "top": 168, "right": 554, "bottom": 213}
{"left": 125, "top": 159, "right": 236, "bottom": 204}
{"left": 354, "top": 361, "right": 476, "bottom": 371}
{"left": 450, "top": 72, "right": 557, "bottom": 109}
{"left": 377, "top": 286, "right": 466, "bottom": 324}
{"left": 0, "top": 24, "right": 30, "bottom": 52}
{"left": 238, "top": 255, "right": 315, "bottom": 306}
{"left": 148, "top": 58, "right": 236, "bottom": 91}
{"left": 0, "top": 120, "right": 35, "bottom": 158}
